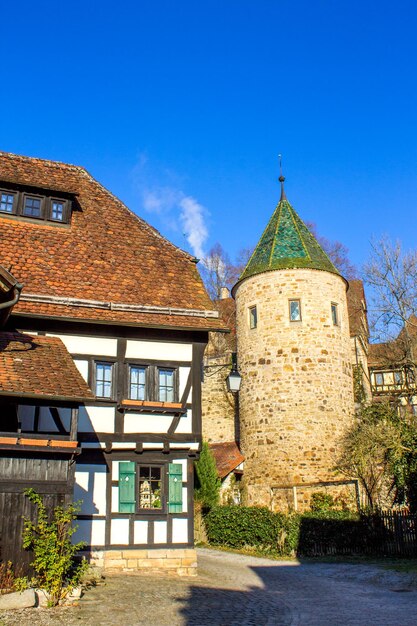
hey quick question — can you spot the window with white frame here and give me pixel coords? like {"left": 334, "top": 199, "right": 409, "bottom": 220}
{"left": 129, "top": 365, "right": 146, "bottom": 400}
{"left": 95, "top": 362, "right": 114, "bottom": 398}
{"left": 158, "top": 368, "right": 175, "bottom": 402}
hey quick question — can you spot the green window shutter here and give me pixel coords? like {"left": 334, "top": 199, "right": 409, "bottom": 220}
{"left": 119, "top": 461, "right": 136, "bottom": 513}
{"left": 168, "top": 463, "right": 183, "bottom": 513}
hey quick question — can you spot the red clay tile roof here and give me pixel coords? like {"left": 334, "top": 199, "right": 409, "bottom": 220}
{"left": 0, "top": 152, "right": 226, "bottom": 332}
{"left": 347, "top": 279, "right": 369, "bottom": 339}
{"left": 209, "top": 441, "right": 244, "bottom": 479}
{"left": 0, "top": 331, "right": 94, "bottom": 402}
{"left": 368, "top": 341, "right": 406, "bottom": 368}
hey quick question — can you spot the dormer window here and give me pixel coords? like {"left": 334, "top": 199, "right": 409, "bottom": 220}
{"left": 23, "top": 196, "right": 42, "bottom": 218}
{"left": 0, "top": 192, "right": 15, "bottom": 213}
{"left": 51, "top": 200, "right": 64, "bottom": 221}
{"left": 0, "top": 186, "right": 71, "bottom": 225}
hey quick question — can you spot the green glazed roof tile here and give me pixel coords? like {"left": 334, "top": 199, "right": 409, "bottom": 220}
{"left": 237, "top": 193, "right": 340, "bottom": 285}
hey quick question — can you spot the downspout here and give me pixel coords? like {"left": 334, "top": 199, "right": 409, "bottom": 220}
{"left": 0, "top": 283, "right": 23, "bottom": 310}
{"left": 0, "top": 283, "right": 23, "bottom": 328}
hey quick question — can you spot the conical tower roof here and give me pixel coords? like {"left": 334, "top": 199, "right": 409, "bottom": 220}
{"left": 233, "top": 178, "right": 341, "bottom": 294}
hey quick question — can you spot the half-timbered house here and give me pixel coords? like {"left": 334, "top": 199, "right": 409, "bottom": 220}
{"left": 0, "top": 151, "right": 224, "bottom": 574}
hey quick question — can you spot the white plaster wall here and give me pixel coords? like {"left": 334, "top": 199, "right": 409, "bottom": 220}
{"left": 46, "top": 334, "right": 117, "bottom": 356}
{"left": 74, "top": 464, "right": 107, "bottom": 516}
{"left": 124, "top": 413, "right": 172, "bottom": 433}
{"left": 111, "top": 519, "right": 129, "bottom": 544}
{"left": 111, "top": 486, "right": 119, "bottom": 513}
{"left": 174, "top": 409, "right": 192, "bottom": 434}
{"left": 179, "top": 367, "right": 192, "bottom": 401}
{"left": 172, "top": 518, "right": 188, "bottom": 543}
{"left": 73, "top": 519, "right": 106, "bottom": 546}
{"left": 78, "top": 406, "right": 115, "bottom": 433}
{"left": 74, "top": 359, "right": 89, "bottom": 382}
{"left": 182, "top": 487, "right": 188, "bottom": 513}
{"left": 153, "top": 521, "right": 168, "bottom": 544}
{"left": 112, "top": 460, "right": 120, "bottom": 480}
{"left": 134, "top": 520, "right": 148, "bottom": 544}
{"left": 125, "top": 340, "right": 192, "bottom": 361}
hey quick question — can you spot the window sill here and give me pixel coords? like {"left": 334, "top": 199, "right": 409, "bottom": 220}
{"left": 119, "top": 400, "right": 185, "bottom": 414}
{"left": 0, "top": 436, "right": 80, "bottom": 453}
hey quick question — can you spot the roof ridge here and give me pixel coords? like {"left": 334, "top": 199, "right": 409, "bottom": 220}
{"left": 78, "top": 168, "right": 196, "bottom": 262}
{"left": 0, "top": 150, "right": 86, "bottom": 174}
{"left": 0, "top": 151, "right": 196, "bottom": 262}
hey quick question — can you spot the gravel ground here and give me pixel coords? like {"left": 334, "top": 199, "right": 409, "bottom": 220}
{"left": 1, "top": 548, "right": 416, "bottom": 625}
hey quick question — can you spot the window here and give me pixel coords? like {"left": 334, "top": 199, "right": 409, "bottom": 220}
{"left": 0, "top": 187, "right": 71, "bottom": 224}
{"left": 331, "top": 303, "right": 339, "bottom": 326}
{"left": 129, "top": 365, "right": 146, "bottom": 400}
{"left": 23, "top": 196, "right": 42, "bottom": 217}
{"left": 139, "top": 465, "right": 163, "bottom": 509}
{"left": 249, "top": 305, "right": 257, "bottom": 329}
{"left": 118, "top": 461, "right": 183, "bottom": 514}
{"left": 0, "top": 192, "right": 15, "bottom": 213}
{"left": 158, "top": 368, "right": 175, "bottom": 402}
{"left": 394, "top": 371, "right": 402, "bottom": 385}
{"left": 95, "top": 362, "right": 113, "bottom": 398}
{"left": 375, "top": 372, "right": 384, "bottom": 386}
{"left": 51, "top": 200, "right": 64, "bottom": 221}
{"left": 289, "top": 299, "right": 301, "bottom": 322}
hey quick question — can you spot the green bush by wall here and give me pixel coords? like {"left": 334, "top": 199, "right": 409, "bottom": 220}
{"left": 204, "top": 505, "right": 360, "bottom": 556}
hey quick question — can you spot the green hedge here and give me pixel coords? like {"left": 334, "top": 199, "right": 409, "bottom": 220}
{"left": 203, "top": 505, "right": 360, "bottom": 556}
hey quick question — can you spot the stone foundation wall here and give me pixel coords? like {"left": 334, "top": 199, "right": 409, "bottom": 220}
{"left": 235, "top": 268, "right": 355, "bottom": 511}
{"left": 82, "top": 548, "right": 197, "bottom": 576}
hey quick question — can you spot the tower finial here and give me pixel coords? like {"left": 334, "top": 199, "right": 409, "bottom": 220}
{"left": 278, "top": 154, "right": 286, "bottom": 201}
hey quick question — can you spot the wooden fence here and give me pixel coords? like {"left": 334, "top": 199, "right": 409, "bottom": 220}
{"left": 299, "top": 510, "right": 417, "bottom": 558}
{"left": 365, "top": 510, "right": 417, "bottom": 558}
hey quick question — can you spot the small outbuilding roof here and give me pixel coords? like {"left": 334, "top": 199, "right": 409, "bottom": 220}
{"left": 0, "top": 332, "right": 94, "bottom": 403}
{"left": 209, "top": 441, "right": 244, "bottom": 479}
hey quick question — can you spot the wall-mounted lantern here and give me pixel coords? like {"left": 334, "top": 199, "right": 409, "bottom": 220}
{"left": 226, "top": 352, "right": 242, "bottom": 393}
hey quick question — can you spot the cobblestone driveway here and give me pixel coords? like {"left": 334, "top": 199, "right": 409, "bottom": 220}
{"left": 1, "top": 548, "right": 417, "bottom": 625}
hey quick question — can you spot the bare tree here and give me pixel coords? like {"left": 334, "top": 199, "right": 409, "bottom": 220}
{"left": 199, "top": 243, "right": 236, "bottom": 301}
{"left": 363, "top": 237, "right": 417, "bottom": 394}
{"left": 306, "top": 222, "right": 358, "bottom": 279}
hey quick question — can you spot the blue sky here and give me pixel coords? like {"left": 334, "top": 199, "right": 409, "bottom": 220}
{"left": 1, "top": 1, "right": 417, "bottom": 270}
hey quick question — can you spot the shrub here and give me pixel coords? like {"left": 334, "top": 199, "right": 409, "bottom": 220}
{"left": 19, "top": 489, "right": 88, "bottom": 606}
{"left": 203, "top": 505, "right": 365, "bottom": 557}
{"left": 204, "top": 506, "right": 290, "bottom": 553}
{"left": 310, "top": 492, "right": 336, "bottom": 512}
{"left": 0, "top": 561, "right": 19, "bottom": 595}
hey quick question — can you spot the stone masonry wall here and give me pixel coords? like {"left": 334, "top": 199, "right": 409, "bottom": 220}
{"left": 235, "top": 268, "right": 355, "bottom": 511}
{"left": 202, "top": 353, "right": 237, "bottom": 443}
{"left": 84, "top": 548, "right": 197, "bottom": 576}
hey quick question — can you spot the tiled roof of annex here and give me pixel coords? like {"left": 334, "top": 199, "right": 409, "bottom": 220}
{"left": 209, "top": 441, "right": 244, "bottom": 479}
{"left": 0, "top": 332, "right": 94, "bottom": 402}
{"left": 0, "top": 152, "right": 225, "bottom": 332}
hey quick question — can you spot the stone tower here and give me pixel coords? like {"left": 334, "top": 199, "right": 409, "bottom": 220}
{"left": 232, "top": 176, "right": 354, "bottom": 511}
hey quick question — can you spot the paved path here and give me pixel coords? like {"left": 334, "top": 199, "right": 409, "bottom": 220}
{"left": 1, "top": 548, "right": 417, "bottom": 625}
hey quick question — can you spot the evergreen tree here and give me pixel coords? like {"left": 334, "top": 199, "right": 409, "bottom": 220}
{"left": 194, "top": 442, "right": 221, "bottom": 509}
